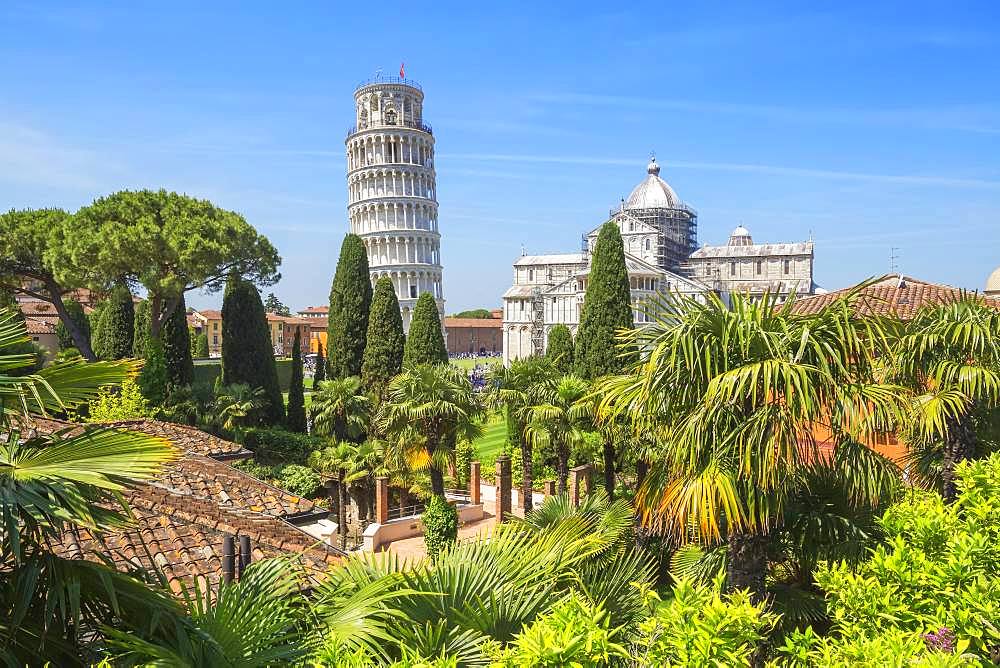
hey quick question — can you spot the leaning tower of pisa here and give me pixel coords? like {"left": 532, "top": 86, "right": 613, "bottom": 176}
{"left": 346, "top": 75, "right": 444, "bottom": 332}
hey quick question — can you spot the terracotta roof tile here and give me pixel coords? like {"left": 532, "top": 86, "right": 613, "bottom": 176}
{"left": 24, "top": 317, "right": 55, "bottom": 334}
{"left": 444, "top": 317, "right": 503, "bottom": 328}
{"left": 790, "top": 275, "right": 1000, "bottom": 320}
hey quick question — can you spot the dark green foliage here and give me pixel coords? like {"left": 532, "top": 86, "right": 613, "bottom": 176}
{"left": 95, "top": 285, "right": 135, "bottom": 360}
{"left": 243, "top": 427, "right": 322, "bottom": 465}
{"left": 362, "top": 277, "right": 405, "bottom": 398}
{"left": 263, "top": 292, "right": 291, "bottom": 316}
{"left": 133, "top": 299, "right": 151, "bottom": 358}
{"left": 137, "top": 337, "right": 168, "bottom": 405}
{"left": 55, "top": 301, "right": 90, "bottom": 351}
{"left": 221, "top": 274, "right": 284, "bottom": 425}
{"left": 278, "top": 464, "right": 323, "bottom": 497}
{"left": 286, "top": 330, "right": 307, "bottom": 432}
{"left": 313, "top": 342, "right": 326, "bottom": 385}
{"left": 546, "top": 324, "right": 574, "bottom": 374}
{"left": 194, "top": 332, "right": 209, "bottom": 358}
{"left": 575, "top": 221, "right": 634, "bottom": 379}
{"left": 403, "top": 292, "right": 447, "bottom": 367}
{"left": 162, "top": 293, "right": 194, "bottom": 389}
{"left": 1, "top": 293, "right": 44, "bottom": 374}
{"left": 327, "top": 234, "right": 371, "bottom": 379}
{"left": 451, "top": 308, "right": 492, "bottom": 319}
{"left": 422, "top": 494, "right": 458, "bottom": 561}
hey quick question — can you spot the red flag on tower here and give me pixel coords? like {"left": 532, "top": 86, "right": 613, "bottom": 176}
{"left": 399, "top": 62, "right": 405, "bottom": 79}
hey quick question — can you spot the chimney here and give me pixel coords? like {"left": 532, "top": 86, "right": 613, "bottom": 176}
{"left": 238, "top": 534, "right": 252, "bottom": 578}
{"left": 222, "top": 533, "right": 236, "bottom": 584}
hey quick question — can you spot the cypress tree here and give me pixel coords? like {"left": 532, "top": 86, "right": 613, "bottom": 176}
{"left": 327, "top": 234, "right": 372, "bottom": 379}
{"left": 574, "top": 220, "right": 634, "bottom": 499}
{"left": 314, "top": 341, "right": 326, "bottom": 385}
{"left": 403, "top": 292, "right": 447, "bottom": 367}
{"left": 286, "top": 329, "right": 307, "bottom": 432}
{"left": 56, "top": 301, "right": 90, "bottom": 351}
{"left": 546, "top": 324, "right": 574, "bottom": 374}
{"left": 221, "top": 274, "right": 285, "bottom": 425}
{"left": 95, "top": 285, "right": 135, "bottom": 360}
{"left": 362, "top": 277, "right": 405, "bottom": 398}
{"left": 162, "top": 293, "right": 194, "bottom": 389}
{"left": 194, "top": 332, "right": 209, "bottom": 358}
{"left": 133, "top": 299, "right": 151, "bottom": 358}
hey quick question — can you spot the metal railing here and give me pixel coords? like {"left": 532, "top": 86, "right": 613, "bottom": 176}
{"left": 444, "top": 488, "right": 471, "bottom": 503}
{"left": 346, "top": 119, "right": 433, "bottom": 139}
{"left": 355, "top": 75, "right": 422, "bottom": 92}
{"left": 387, "top": 503, "right": 426, "bottom": 521}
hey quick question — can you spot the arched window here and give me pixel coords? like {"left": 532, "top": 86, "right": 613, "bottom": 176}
{"left": 645, "top": 238, "right": 651, "bottom": 251}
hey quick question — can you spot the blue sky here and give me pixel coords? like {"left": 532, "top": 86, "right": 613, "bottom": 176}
{"left": 1, "top": 1, "right": 998, "bottom": 312}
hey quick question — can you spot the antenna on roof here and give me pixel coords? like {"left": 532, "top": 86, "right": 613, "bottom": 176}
{"left": 520, "top": 244, "right": 526, "bottom": 257}
{"left": 889, "top": 247, "right": 900, "bottom": 275}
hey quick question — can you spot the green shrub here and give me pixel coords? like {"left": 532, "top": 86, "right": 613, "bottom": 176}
{"left": 86, "top": 378, "right": 151, "bottom": 423}
{"left": 422, "top": 495, "right": 458, "bottom": 561}
{"left": 488, "top": 593, "right": 629, "bottom": 667}
{"left": 454, "top": 440, "right": 478, "bottom": 488}
{"left": 192, "top": 359, "right": 294, "bottom": 391}
{"left": 787, "top": 453, "right": 1000, "bottom": 664}
{"left": 633, "top": 579, "right": 776, "bottom": 666}
{"left": 137, "top": 338, "right": 168, "bottom": 405}
{"left": 231, "top": 458, "right": 279, "bottom": 482}
{"left": 278, "top": 464, "right": 323, "bottom": 498}
{"left": 243, "top": 427, "right": 322, "bottom": 465}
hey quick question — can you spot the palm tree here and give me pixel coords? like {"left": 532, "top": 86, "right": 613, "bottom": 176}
{"left": 382, "top": 364, "right": 483, "bottom": 499}
{"left": 309, "top": 441, "right": 371, "bottom": 549}
{"left": 0, "top": 308, "right": 176, "bottom": 664}
{"left": 486, "top": 356, "right": 558, "bottom": 511}
{"left": 524, "top": 375, "right": 594, "bottom": 495}
{"left": 213, "top": 383, "right": 266, "bottom": 440}
{"left": 596, "top": 290, "right": 901, "bottom": 603}
{"left": 311, "top": 376, "right": 370, "bottom": 443}
{"left": 888, "top": 295, "right": 1000, "bottom": 502}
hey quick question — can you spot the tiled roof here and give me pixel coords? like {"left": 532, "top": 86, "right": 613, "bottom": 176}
{"left": 444, "top": 317, "right": 503, "bottom": 329}
{"left": 194, "top": 309, "right": 222, "bottom": 319}
{"left": 789, "top": 275, "right": 1000, "bottom": 320}
{"left": 688, "top": 241, "right": 814, "bottom": 259}
{"left": 20, "top": 417, "right": 342, "bottom": 590}
{"left": 24, "top": 317, "right": 55, "bottom": 334}
{"left": 298, "top": 306, "right": 329, "bottom": 314}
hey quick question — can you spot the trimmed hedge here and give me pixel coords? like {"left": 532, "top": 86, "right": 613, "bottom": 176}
{"left": 243, "top": 426, "right": 323, "bottom": 465}
{"left": 193, "top": 358, "right": 295, "bottom": 391}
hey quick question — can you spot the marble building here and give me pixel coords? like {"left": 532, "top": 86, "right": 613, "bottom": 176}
{"left": 502, "top": 158, "right": 816, "bottom": 364}
{"left": 346, "top": 75, "right": 444, "bottom": 330}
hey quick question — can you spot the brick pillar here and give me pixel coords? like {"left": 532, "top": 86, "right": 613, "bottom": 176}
{"left": 470, "top": 461, "right": 481, "bottom": 505}
{"left": 375, "top": 476, "right": 389, "bottom": 524}
{"left": 543, "top": 480, "right": 556, "bottom": 498}
{"left": 496, "top": 455, "right": 512, "bottom": 523}
{"left": 568, "top": 468, "right": 580, "bottom": 507}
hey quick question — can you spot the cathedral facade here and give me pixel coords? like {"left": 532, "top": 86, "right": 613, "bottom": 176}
{"left": 502, "top": 158, "right": 816, "bottom": 364}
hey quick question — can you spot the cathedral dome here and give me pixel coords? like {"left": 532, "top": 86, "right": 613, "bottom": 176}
{"left": 728, "top": 225, "right": 753, "bottom": 246}
{"left": 986, "top": 266, "right": 1000, "bottom": 296}
{"left": 624, "top": 157, "right": 680, "bottom": 210}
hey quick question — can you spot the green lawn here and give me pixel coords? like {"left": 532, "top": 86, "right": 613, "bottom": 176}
{"left": 473, "top": 414, "right": 507, "bottom": 460}
{"left": 450, "top": 356, "right": 501, "bottom": 372}
{"left": 281, "top": 390, "right": 313, "bottom": 410}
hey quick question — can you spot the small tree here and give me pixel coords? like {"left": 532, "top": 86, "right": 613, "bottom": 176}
{"left": 286, "top": 330, "right": 307, "bottom": 433}
{"left": 327, "top": 234, "right": 371, "bottom": 379}
{"left": 56, "top": 301, "right": 91, "bottom": 352}
{"left": 546, "top": 324, "right": 574, "bottom": 374}
{"left": 194, "top": 332, "right": 209, "bottom": 358}
{"left": 263, "top": 292, "right": 291, "bottom": 316}
{"left": 132, "top": 299, "right": 151, "bottom": 358}
{"left": 314, "top": 341, "right": 326, "bottom": 385}
{"left": 575, "top": 221, "right": 634, "bottom": 498}
{"left": 362, "top": 277, "right": 405, "bottom": 399}
{"left": 221, "top": 274, "right": 284, "bottom": 425}
{"left": 404, "top": 292, "right": 447, "bottom": 367}
{"left": 137, "top": 337, "right": 168, "bottom": 405}
{"left": 422, "top": 495, "right": 458, "bottom": 561}
{"left": 162, "top": 292, "right": 194, "bottom": 390}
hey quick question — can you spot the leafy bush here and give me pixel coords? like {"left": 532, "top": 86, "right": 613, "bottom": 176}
{"left": 422, "top": 495, "right": 458, "bottom": 561}
{"left": 231, "top": 459, "right": 279, "bottom": 482}
{"left": 487, "top": 593, "right": 628, "bottom": 667}
{"left": 86, "top": 378, "right": 151, "bottom": 423}
{"left": 278, "top": 464, "right": 323, "bottom": 498}
{"left": 243, "top": 427, "right": 322, "bottom": 465}
{"left": 137, "top": 338, "right": 168, "bottom": 405}
{"left": 633, "top": 579, "right": 777, "bottom": 666}
{"left": 454, "top": 440, "right": 478, "bottom": 488}
{"left": 785, "top": 454, "right": 1000, "bottom": 664}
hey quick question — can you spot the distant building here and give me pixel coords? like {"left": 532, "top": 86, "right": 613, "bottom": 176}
{"left": 683, "top": 226, "right": 816, "bottom": 303}
{"left": 987, "top": 266, "right": 1000, "bottom": 297}
{"left": 444, "top": 316, "right": 502, "bottom": 356}
{"left": 191, "top": 310, "right": 311, "bottom": 358}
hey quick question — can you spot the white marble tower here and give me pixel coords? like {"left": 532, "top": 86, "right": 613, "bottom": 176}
{"left": 346, "top": 75, "right": 444, "bottom": 331}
